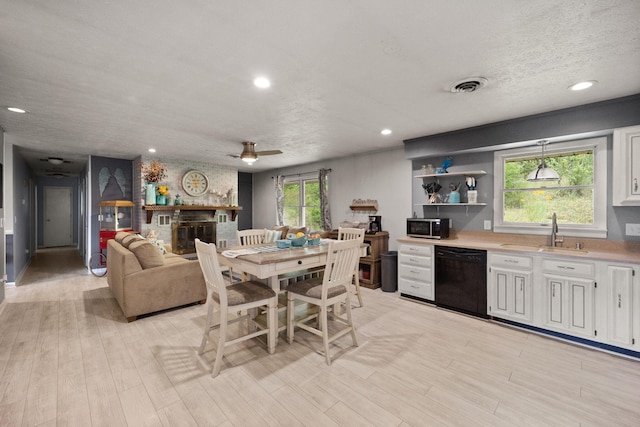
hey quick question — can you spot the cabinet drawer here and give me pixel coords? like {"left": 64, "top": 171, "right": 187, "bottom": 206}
{"left": 542, "top": 259, "right": 595, "bottom": 277}
{"left": 276, "top": 256, "right": 322, "bottom": 271}
{"left": 489, "top": 253, "right": 533, "bottom": 270}
{"left": 399, "top": 253, "right": 431, "bottom": 268}
{"left": 399, "top": 264, "right": 431, "bottom": 283}
{"left": 399, "top": 278, "right": 433, "bottom": 300}
{"left": 400, "top": 244, "right": 432, "bottom": 257}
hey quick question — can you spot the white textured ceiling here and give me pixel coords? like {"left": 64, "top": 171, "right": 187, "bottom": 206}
{"left": 1, "top": 1, "right": 639, "bottom": 175}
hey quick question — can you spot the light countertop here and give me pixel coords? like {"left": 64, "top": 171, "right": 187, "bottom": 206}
{"left": 397, "top": 231, "right": 640, "bottom": 264}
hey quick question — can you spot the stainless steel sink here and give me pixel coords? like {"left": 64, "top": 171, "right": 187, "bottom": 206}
{"left": 499, "top": 243, "right": 542, "bottom": 251}
{"left": 499, "top": 243, "right": 588, "bottom": 255}
{"left": 539, "top": 247, "right": 589, "bottom": 255}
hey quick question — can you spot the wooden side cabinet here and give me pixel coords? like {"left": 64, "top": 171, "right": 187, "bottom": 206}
{"left": 328, "top": 230, "right": 389, "bottom": 289}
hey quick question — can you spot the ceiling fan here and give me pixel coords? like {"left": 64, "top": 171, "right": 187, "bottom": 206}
{"left": 229, "top": 141, "right": 282, "bottom": 164}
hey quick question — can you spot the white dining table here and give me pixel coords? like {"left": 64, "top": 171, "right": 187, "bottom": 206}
{"left": 218, "top": 239, "right": 368, "bottom": 292}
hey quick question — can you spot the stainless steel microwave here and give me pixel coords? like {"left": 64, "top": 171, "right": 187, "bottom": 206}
{"left": 406, "top": 218, "right": 450, "bottom": 239}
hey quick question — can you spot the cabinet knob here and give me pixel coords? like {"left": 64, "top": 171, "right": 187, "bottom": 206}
{"left": 297, "top": 260, "right": 302, "bottom": 265}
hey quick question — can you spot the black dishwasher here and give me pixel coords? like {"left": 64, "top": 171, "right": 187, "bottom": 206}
{"left": 434, "top": 246, "right": 488, "bottom": 318}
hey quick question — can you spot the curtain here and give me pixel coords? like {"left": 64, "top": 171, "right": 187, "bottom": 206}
{"left": 319, "top": 168, "right": 332, "bottom": 230}
{"left": 275, "top": 175, "right": 285, "bottom": 226}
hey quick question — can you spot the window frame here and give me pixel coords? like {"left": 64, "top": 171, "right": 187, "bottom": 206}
{"left": 493, "top": 136, "right": 607, "bottom": 238}
{"left": 283, "top": 173, "right": 320, "bottom": 228}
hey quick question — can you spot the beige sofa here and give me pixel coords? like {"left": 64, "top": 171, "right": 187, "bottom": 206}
{"left": 107, "top": 232, "right": 206, "bottom": 322}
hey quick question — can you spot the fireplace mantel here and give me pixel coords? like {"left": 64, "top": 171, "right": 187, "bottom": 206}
{"left": 142, "top": 205, "right": 242, "bottom": 223}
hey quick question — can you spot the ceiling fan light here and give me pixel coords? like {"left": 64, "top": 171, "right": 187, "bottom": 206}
{"left": 242, "top": 156, "right": 257, "bottom": 164}
{"left": 48, "top": 157, "right": 64, "bottom": 165}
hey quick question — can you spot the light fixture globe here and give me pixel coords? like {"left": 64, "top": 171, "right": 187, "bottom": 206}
{"left": 240, "top": 142, "right": 258, "bottom": 163}
{"left": 48, "top": 157, "right": 64, "bottom": 165}
{"left": 527, "top": 140, "right": 560, "bottom": 182}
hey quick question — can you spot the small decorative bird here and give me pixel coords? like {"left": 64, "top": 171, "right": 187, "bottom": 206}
{"left": 440, "top": 156, "right": 453, "bottom": 173}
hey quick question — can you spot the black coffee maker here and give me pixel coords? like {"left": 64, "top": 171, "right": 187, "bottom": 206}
{"left": 368, "top": 215, "right": 382, "bottom": 234}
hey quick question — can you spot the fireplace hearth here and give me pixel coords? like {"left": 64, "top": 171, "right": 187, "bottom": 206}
{"left": 172, "top": 221, "right": 216, "bottom": 254}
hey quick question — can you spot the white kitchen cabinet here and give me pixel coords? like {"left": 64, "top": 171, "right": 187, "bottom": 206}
{"left": 541, "top": 258, "right": 595, "bottom": 338}
{"left": 612, "top": 125, "right": 640, "bottom": 206}
{"left": 398, "top": 243, "right": 434, "bottom": 301}
{"left": 606, "top": 264, "right": 638, "bottom": 350}
{"left": 488, "top": 252, "right": 533, "bottom": 324}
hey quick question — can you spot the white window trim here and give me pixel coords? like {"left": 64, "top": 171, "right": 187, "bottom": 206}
{"left": 284, "top": 173, "right": 318, "bottom": 227}
{"left": 493, "top": 136, "right": 607, "bottom": 238}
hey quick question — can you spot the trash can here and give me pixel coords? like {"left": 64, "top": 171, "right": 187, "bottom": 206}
{"left": 381, "top": 251, "right": 398, "bottom": 292}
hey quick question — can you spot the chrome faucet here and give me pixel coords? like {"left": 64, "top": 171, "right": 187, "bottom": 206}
{"left": 551, "top": 212, "right": 563, "bottom": 247}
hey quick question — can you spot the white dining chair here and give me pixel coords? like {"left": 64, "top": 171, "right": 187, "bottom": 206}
{"left": 236, "top": 228, "right": 267, "bottom": 246}
{"left": 286, "top": 238, "right": 361, "bottom": 365}
{"left": 233, "top": 229, "right": 268, "bottom": 281}
{"left": 195, "top": 239, "right": 278, "bottom": 377}
{"left": 337, "top": 227, "right": 366, "bottom": 307}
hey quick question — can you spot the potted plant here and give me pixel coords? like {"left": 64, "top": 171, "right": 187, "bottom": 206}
{"left": 141, "top": 160, "right": 167, "bottom": 205}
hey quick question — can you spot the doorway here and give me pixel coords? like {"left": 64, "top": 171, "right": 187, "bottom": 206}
{"left": 44, "top": 187, "right": 73, "bottom": 247}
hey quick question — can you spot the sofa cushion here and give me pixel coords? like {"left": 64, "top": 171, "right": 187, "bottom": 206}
{"left": 122, "top": 234, "right": 144, "bottom": 248}
{"left": 115, "top": 231, "right": 133, "bottom": 244}
{"left": 129, "top": 240, "right": 165, "bottom": 269}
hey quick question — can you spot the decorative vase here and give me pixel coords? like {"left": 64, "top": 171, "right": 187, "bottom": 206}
{"left": 145, "top": 183, "right": 156, "bottom": 205}
{"left": 156, "top": 194, "right": 167, "bottom": 206}
{"left": 467, "top": 190, "right": 478, "bottom": 204}
{"left": 449, "top": 191, "right": 460, "bottom": 203}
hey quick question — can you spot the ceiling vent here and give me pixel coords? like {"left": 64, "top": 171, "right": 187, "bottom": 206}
{"left": 449, "top": 77, "right": 488, "bottom": 93}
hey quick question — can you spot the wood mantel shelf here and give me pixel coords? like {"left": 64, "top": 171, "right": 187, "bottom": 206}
{"left": 142, "top": 205, "right": 243, "bottom": 223}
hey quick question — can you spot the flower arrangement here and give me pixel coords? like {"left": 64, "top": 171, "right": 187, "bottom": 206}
{"left": 141, "top": 160, "right": 167, "bottom": 183}
{"left": 157, "top": 185, "right": 169, "bottom": 196}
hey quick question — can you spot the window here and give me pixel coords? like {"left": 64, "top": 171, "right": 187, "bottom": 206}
{"left": 493, "top": 137, "right": 607, "bottom": 238}
{"left": 283, "top": 175, "right": 322, "bottom": 230}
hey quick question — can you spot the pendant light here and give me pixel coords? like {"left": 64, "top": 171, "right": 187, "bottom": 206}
{"left": 527, "top": 140, "right": 560, "bottom": 182}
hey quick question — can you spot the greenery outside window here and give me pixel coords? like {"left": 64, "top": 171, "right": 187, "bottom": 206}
{"left": 283, "top": 174, "right": 322, "bottom": 230}
{"left": 493, "top": 137, "right": 607, "bottom": 238}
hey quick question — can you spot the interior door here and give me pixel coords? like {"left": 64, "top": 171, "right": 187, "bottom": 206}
{"left": 44, "top": 187, "right": 73, "bottom": 247}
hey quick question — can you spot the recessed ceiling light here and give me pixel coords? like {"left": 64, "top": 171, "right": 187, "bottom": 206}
{"left": 381, "top": 129, "right": 392, "bottom": 135}
{"left": 253, "top": 77, "right": 271, "bottom": 88}
{"left": 7, "top": 107, "right": 28, "bottom": 113}
{"left": 148, "top": 148, "right": 156, "bottom": 153}
{"left": 569, "top": 80, "right": 597, "bottom": 91}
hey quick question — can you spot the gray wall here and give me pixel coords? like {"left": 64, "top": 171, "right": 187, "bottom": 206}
{"left": 252, "top": 148, "right": 411, "bottom": 251}
{"left": 252, "top": 95, "right": 639, "bottom": 246}
{"left": 238, "top": 172, "right": 253, "bottom": 230}
{"left": 10, "top": 149, "right": 34, "bottom": 282}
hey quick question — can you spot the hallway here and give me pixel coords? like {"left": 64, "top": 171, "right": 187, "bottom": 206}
{"left": 17, "top": 247, "right": 87, "bottom": 286}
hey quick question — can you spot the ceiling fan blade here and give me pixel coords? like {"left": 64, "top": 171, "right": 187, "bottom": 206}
{"left": 255, "top": 150, "right": 283, "bottom": 156}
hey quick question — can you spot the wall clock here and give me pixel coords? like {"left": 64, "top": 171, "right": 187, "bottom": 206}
{"left": 181, "top": 170, "right": 209, "bottom": 197}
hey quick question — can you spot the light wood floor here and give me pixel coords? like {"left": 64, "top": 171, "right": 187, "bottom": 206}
{"left": 1, "top": 248, "right": 639, "bottom": 426}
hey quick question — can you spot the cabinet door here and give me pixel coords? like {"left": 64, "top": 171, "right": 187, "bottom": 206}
{"left": 607, "top": 266, "right": 634, "bottom": 347}
{"left": 489, "top": 267, "right": 532, "bottom": 323}
{"left": 543, "top": 275, "right": 594, "bottom": 337}
{"left": 613, "top": 125, "right": 640, "bottom": 205}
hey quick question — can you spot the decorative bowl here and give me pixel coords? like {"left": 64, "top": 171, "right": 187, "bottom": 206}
{"left": 307, "top": 237, "right": 321, "bottom": 246}
{"left": 276, "top": 239, "right": 291, "bottom": 249}
{"left": 289, "top": 235, "right": 308, "bottom": 247}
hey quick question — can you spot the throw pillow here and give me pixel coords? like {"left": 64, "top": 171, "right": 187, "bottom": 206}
{"left": 147, "top": 238, "right": 168, "bottom": 254}
{"left": 272, "top": 226, "right": 288, "bottom": 240}
{"left": 129, "top": 240, "right": 165, "bottom": 269}
{"left": 265, "top": 229, "right": 281, "bottom": 242}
